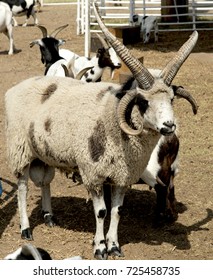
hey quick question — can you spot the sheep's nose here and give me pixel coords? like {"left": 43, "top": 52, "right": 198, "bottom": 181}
{"left": 160, "top": 121, "right": 176, "bottom": 136}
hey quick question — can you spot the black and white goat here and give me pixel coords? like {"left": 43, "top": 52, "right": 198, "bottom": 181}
{"left": 59, "top": 34, "right": 122, "bottom": 82}
{"left": 30, "top": 25, "right": 93, "bottom": 77}
{"left": 2, "top": 0, "right": 38, "bottom": 27}
{"left": 0, "top": 2, "right": 15, "bottom": 55}
{"left": 30, "top": 24, "right": 68, "bottom": 76}
{"left": 4, "top": 243, "right": 82, "bottom": 260}
{"left": 132, "top": 14, "right": 158, "bottom": 43}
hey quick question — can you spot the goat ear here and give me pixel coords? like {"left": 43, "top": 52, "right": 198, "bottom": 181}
{"left": 30, "top": 40, "right": 43, "bottom": 48}
{"left": 58, "top": 39, "right": 66, "bottom": 46}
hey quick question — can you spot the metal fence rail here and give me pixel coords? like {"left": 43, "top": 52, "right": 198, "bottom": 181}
{"left": 42, "top": 1, "right": 213, "bottom": 55}
{"left": 80, "top": 0, "right": 213, "bottom": 33}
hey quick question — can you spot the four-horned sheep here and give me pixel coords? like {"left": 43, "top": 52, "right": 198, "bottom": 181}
{"left": 4, "top": 1, "right": 198, "bottom": 260}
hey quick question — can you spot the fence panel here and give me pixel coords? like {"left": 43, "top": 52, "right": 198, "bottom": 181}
{"left": 78, "top": 0, "right": 213, "bottom": 33}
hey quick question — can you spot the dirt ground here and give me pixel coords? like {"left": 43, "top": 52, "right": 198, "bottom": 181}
{"left": 0, "top": 5, "right": 213, "bottom": 260}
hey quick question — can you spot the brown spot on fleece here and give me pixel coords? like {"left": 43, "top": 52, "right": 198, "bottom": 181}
{"left": 41, "top": 83, "right": 57, "bottom": 103}
{"left": 88, "top": 119, "right": 106, "bottom": 162}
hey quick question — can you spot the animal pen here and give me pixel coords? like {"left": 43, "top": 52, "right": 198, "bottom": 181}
{"left": 74, "top": 0, "right": 213, "bottom": 55}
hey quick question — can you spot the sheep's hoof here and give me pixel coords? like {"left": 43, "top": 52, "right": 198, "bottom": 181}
{"left": 153, "top": 210, "right": 178, "bottom": 227}
{"left": 43, "top": 213, "right": 56, "bottom": 227}
{"left": 165, "top": 211, "right": 178, "bottom": 223}
{"left": 108, "top": 246, "right": 124, "bottom": 257}
{"left": 21, "top": 228, "right": 33, "bottom": 240}
{"left": 94, "top": 248, "right": 108, "bottom": 260}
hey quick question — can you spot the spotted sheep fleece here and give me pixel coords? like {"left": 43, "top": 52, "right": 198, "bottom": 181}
{"left": 5, "top": 75, "right": 160, "bottom": 190}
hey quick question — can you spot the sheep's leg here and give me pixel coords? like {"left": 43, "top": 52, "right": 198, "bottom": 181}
{"left": 154, "top": 183, "right": 168, "bottom": 225}
{"left": 106, "top": 186, "right": 126, "bottom": 257}
{"left": 3, "top": 29, "right": 14, "bottom": 55}
{"left": 154, "top": 177, "right": 177, "bottom": 225}
{"left": 90, "top": 188, "right": 107, "bottom": 260}
{"left": 41, "top": 184, "right": 55, "bottom": 227}
{"left": 17, "top": 166, "right": 32, "bottom": 240}
{"left": 167, "top": 175, "right": 178, "bottom": 221}
{"left": 29, "top": 159, "right": 55, "bottom": 227}
{"left": 12, "top": 17, "right": 18, "bottom": 27}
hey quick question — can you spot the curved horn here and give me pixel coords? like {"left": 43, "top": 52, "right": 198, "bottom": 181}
{"left": 75, "top": 66, "right": 94, "bottom": 80}
{"left": 117, "top": 91, "right": 143, "bottom": 135}
{"left": 160, "top": 31, "right": 198, "bottom": 86}
{"left": 21, "top": 244, "right": 43, "bottom": 260}
{"left": 37, "top": 25, "right": 48, "bottom": 37}
{"left": 93, "top": 1, "right": 154, "bottom": 90}
{"left": 61, "top": 64, "right": 72, "bottom": 77}
{"left": 173, "top": 86, "right": 198, "bottom": 115}
{"left": 96, "top": 33, "right": 109, "bottom": 49}
{"left": 50, "top": 24, "right": 69, "bottom": 38}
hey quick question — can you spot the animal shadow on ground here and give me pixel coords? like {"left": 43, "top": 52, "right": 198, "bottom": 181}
{"left": 26, "top": 187, "right": 213, "bottom": 251}
{"left": 1, "top": 179, "right": 212, "bottom": 251}
{"left": 118, "top": 188, "right": 213, "bottom": 251}
{"left": 0, "top": 178, "right": 18, "bottom": 238}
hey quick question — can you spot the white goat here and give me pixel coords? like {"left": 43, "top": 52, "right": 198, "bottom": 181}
{"left": 2, "top": 0, "right": 38, "bottom": 27}
{"left": 0, "top": 2, "right": 15, "bottom": 55}
{"left": 132, "top": 14, "right": 158, "bottom": 43}
{"left": 59, "top": 34, "right": 121, "bottom": 82}
{"left": 5, "top": 2, "right": 198, "bottom": 260}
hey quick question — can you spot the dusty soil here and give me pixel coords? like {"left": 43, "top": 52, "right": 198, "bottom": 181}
{"left": 0, "top": 5, "right": 213, "bottom": 260}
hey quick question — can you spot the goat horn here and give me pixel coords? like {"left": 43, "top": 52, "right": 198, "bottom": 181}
{"left": 96, "top": 33, "right": 109, "bottom": 49}
{"left": 75, "top": 66, "right": 94, "bottom": 80}
{"left": 160, "top": 31, "right": 198, "bottom": 86}
{"left": 173, "top": 86, "right": 198, "bottom": 115}
{"left": 93, "top": 1, "right": 154, "bottom": 90}
{"left": 37, "top": 25, "right": 48, "bottom": 37}
{"left": 21, "top": 244, "right": 43, "bottom": 260}
{"left": 61, "top": 64, "right": 72, "bottom": 77}
{"left": 117, "top": 90, "right": 143, "bottom": 135}
{"left": 50, "top": 24, "right": 69, "bottom": 38}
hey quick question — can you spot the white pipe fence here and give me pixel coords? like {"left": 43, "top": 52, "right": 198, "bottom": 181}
{"left": 82, "top": 0, "right": 213, "bottom": 32}
{"left": 75, "top": 0, "right": 213, "bottom": 55}
{"left": 42, "top": 1, "right": 213, "bottom": 55}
